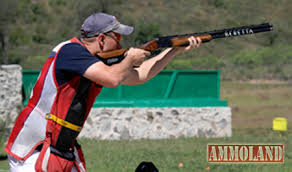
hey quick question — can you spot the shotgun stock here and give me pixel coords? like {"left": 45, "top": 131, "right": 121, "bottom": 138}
{"left": 97, "top": 23, "right": 273, "bottom": 65}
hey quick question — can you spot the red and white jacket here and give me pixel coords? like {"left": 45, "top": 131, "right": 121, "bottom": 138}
{"left": 5, "top": 37, "right": 102, "bottom": 171}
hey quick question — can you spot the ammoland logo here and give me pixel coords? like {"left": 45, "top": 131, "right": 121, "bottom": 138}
{"left": 207, "top": 144, "right": 284, "bottom": 163}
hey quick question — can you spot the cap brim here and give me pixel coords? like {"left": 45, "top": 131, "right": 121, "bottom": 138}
{"left": 112, "top": 24, "right": 134, "bottom": 35}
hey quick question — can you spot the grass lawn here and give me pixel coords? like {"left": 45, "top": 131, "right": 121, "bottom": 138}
{"left": 0, "top": 81, "right": 291, "bottom": 171}
{"left": 78, "top": 130, "right": 292, "bottom": 172}
{"left": 221, "top": 81, "right": 292, "bottom": 129}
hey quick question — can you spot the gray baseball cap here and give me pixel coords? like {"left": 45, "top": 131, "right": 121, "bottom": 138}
{"left": 81, "top": 13, "right": 134, "bottom": 38}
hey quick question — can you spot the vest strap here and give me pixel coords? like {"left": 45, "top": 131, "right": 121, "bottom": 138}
{"left": 46, "top": 114, "right": 82, "bottom": 132}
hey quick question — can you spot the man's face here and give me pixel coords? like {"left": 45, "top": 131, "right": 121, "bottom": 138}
{"left": 102, "top": 32, "right": 122, "bottom": 52}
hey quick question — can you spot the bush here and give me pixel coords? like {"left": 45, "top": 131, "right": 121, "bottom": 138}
{"left": 207, "top": 0, "right": 226, "bottom": 8}
{"left": 232, "top": 45, "right": 292, "bottom": 67}
{"left": 9, "top": 27, "right": 29, "bottom": 46}
{"left": 134, "top": 20, "right": 161, "bottom": 44}
{"left": 231, "top": 49, "right": 263, "bottom": 68}
{"left": 281, "top": 64, "right": 292, "bottom": 80}
{"left": 192, "top": 55, "right": 225, "bottom": 69}
{"left": 32, "top": 34, "right": 46, "bottom": 43}
{"left": 167, "top": 59, "right": 193, "bottom": 69}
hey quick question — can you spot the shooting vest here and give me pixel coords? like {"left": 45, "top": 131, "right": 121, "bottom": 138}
{"left": 5, "top": 37, "right": 102, "bottom": 170}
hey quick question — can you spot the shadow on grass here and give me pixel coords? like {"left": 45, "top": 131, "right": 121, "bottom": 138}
{"left": 0, "top": 154, "right": 7, "bottom": 161}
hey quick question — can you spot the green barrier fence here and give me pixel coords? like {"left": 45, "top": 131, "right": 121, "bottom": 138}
{"left": 22, "top": 70, "right": 227, "bottom": 107}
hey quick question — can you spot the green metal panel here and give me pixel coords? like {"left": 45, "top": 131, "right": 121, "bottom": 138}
{"left": 122, "top": 72, "right": 171, "bottom": 99}
{"left": 98, "top": 71, "right": 173, "bottom": 99}
{"left": 169, "top": 71, "right": 219, "bottom": 99}
{"left": 93, "top": 98, "right": 227, "bottom": 107}
{"left": 22, "top": 70, "right": 227, "bottom": 107}
{"left": 22, "top": 70, "right": 40, "bottom": 104}
{"left": 164, "top": 71, "right": 178, "bottom": 98}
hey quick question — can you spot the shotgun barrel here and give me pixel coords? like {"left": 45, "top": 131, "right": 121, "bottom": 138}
{"left": 97, "top": 23, "right": 273, "bottom": 65}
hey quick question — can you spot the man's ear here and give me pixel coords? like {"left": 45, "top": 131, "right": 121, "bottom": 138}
{"left": 98, "top": 34, "right": 105, "bottom": 42}
{"left": 97, "top": 34, "right": 105, "bottom": 50}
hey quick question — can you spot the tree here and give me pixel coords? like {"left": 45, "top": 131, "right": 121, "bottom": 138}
{"left": 0, "top": 0, "right": 17, "bottom": 64}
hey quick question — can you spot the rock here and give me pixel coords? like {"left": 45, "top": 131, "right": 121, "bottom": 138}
{"left": 120, "top": 127, "right": 130, "bottom": 140}
{"left": 147, "top": 112, "right": 154, "bottom": 122}
{"left": 0, "top": 65, "right": 22, "bottom": 141}
{"left": 171, "top": 109, "right": 179, "bottom": 116}
{"left": 79, "top": 107, "right": 232, "bottom": 140}
{"left": 100, "top": 119, "right": 111, "bottom": 133}
{"left": 198, "top": 129, "right": 205, "bottom": 137}
{"left": 217, "top": 119, "right": 228, "bottom": 129}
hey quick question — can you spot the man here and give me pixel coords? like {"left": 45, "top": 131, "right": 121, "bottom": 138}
{"left": 5, "top": 13, "right": 201, "bottom": 171}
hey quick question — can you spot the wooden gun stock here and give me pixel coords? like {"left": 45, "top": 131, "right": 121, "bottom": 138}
{"left": 97, "top": 34, "right": 213, "bottom": 59}
{"left": 98, "top": 49, "right": 128, "bottom": 59}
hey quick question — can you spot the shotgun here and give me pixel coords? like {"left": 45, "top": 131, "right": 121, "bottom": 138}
{"left": 97, "top": 23, "right": 273, "bottom": 65}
